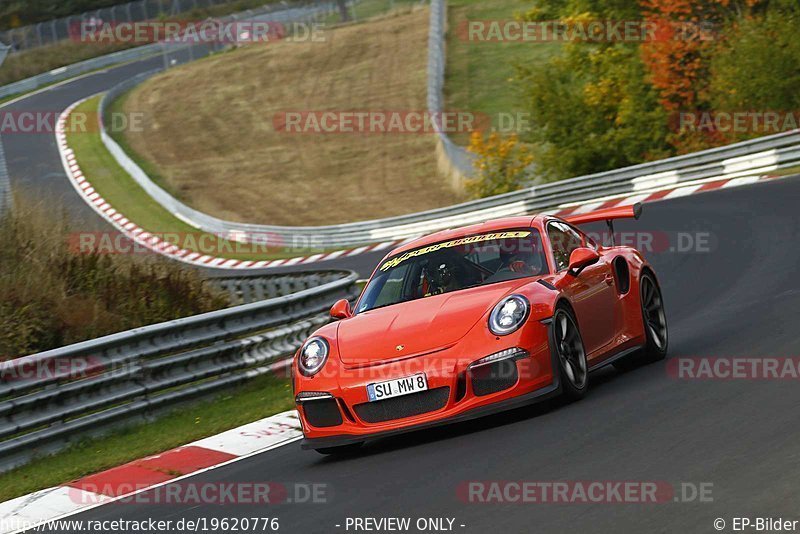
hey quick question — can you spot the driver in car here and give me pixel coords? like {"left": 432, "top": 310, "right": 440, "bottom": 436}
{"left": 422, "top": 257, "right": 462, "bottom": 295}
{"left": 486, "top": 248, "right": 544, "bottom": 282}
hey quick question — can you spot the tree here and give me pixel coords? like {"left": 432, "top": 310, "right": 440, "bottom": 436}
{"left": 640, "top": 0, "right": 788, "bottom": 149}
{"left": 0, "top": 1, "right": 122, "bottom": 31}
{"left": 708, "top": 8, "right": 800, "bottom": 139}
{"left": 466, "top": 131, "right": 534, "bottom": 198}
{"left": 516, "top": 24, "right": 670, "bottom": 180}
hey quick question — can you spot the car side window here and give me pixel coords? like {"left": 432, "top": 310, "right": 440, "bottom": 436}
{"left": 569, "top": 223, "right": 599, "bottom": 250}
{"left": 575, "top": 225, "right": 598, "bottom": 250}
{"left": 548, "top": 222, "right": 584, "bottom": 271}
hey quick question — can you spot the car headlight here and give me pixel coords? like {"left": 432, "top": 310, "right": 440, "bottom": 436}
{"left": 488, "top": 295, "right": 530, "bottom": 336}
{"left": 298, "top": 337, "right": 329, "bottom": 376}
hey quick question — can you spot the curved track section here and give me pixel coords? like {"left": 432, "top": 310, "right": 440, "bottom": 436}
{"left": 2, "top": 51, "right": 388, "bottom": 276}
{"left": 4, "top": 56, "right": 172, "bottom": 228}
{"left": 36, "top": 176, "right": 800, "bottom": 533}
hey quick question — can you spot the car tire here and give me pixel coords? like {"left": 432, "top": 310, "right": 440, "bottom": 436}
{"left": 552, "top": 305, "right": 589, "bottom": 400}
{"left": 314, "top": 442, "right": 364, "bottom": 456}
{"left": 614, "top": 271, "right": 668, "bottom": 371}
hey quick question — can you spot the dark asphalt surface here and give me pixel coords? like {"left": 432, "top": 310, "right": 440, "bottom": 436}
{"left": 38, "top": 175, "right": 800, "bottom": 533}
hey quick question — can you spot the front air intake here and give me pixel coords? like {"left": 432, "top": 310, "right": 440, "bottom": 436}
{"left": 353, "top": 387, "right": 450, "bottom": 423}
{"left": 302, "top": 398, "right": 343, "bottom": 428}
{"left": 470, "top": 358, "right": 519, "bottom": 396}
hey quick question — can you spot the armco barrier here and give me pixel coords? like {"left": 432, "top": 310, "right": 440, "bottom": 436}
{"left": 211, "top": 270, "right": 354, "bottom": 304}
{"left": 427, "top": 0, "right": 475, "bottom": 187}
{"left": 0, "top": 270, "right": 358, "bottom": 472}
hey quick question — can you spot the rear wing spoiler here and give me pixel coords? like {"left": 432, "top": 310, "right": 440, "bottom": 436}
{"left": 564, "top": 203, "right": 643, "bottom": 246}
{"left": 564, "top": 202, "right": 642, "bottom": 226}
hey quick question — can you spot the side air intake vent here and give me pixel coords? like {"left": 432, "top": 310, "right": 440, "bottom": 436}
{"left": 613, "top": 257, "right": 630, "bottom": 295}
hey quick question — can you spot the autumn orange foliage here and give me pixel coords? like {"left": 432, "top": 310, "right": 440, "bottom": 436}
{"left": 639, "top": 0, "right": 765, "bottom": 150}
{"left": 640, "top": 0, "right": 705, "bottom": 112}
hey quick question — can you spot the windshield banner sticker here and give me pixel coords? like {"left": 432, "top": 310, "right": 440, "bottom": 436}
{"left": 379, "top": 231, "right": 532, "bottom": 271}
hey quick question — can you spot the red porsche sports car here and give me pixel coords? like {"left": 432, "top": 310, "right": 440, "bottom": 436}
{"left": 293, "top": 203, "right": 668, "bottom": 454}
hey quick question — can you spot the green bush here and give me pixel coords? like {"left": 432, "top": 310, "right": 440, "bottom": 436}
{"left": 466, "top": 131, "right": 534, "bottom": 197}
{"left": 516, "top": 39, "right": 670, "bottom": 181}
{"left": 709, "top": 10, "right": 800, "bottom": 135}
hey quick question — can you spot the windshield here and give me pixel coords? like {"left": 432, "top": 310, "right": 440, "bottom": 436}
{"left": 356, "top": 229, "right": 548, "bottom": 313}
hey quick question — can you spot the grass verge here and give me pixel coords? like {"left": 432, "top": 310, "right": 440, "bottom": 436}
{"left": 107, "top": 90, "right": 180, "bottom": 199}
{"left": 444, "top": 0, "right": 561, "bottom": 145}
{"left": 0, "top": 373, "right": 294, "bottom": 503}
{"left": 68, "top": 96, "right": 321, "bottom": 260}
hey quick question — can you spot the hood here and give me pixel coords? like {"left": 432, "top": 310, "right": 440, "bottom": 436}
{"left": 337, "top": 280, "right": 528, "bottom": 366}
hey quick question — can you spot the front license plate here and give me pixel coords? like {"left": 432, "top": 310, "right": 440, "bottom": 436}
{"left": 367, "top": 373, "right": 428, "bottom": 402}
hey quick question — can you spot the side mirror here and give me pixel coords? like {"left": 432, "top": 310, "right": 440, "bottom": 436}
{"left": 330, "top": 299, "right": 352, "bottom": 320}
{"left": 567, "top": 247, "right": 600, "bottom": 275}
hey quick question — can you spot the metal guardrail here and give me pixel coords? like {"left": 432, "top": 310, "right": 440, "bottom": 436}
{"left": 0, "top": 33, "right": 183, "bottom": 101}
{"left": 211, "top": 270, "right": 355, "bottom": 304}
{"left": 427, "top": 0, "right": 474, "bottom": 184}
{"left": 0, "top": 270, "right": 358, "bottom": 472}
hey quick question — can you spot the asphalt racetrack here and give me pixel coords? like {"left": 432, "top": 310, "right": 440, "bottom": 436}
{"left": 5, "top": 40, "right": 800, "bottom": 534}
{"left": 25, "top": 175, "right": 800, "bottom": 533}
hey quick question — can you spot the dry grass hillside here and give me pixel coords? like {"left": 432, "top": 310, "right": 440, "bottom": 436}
{"left": 119, "top": 7, "right": 461, "bottom": 226}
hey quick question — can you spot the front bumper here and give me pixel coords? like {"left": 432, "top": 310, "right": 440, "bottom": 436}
{"left": 294, "top": 319, "right": 558, "bottom": 449}
{"left": 300, "top": 380, "right": 561, "bottom": 449}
